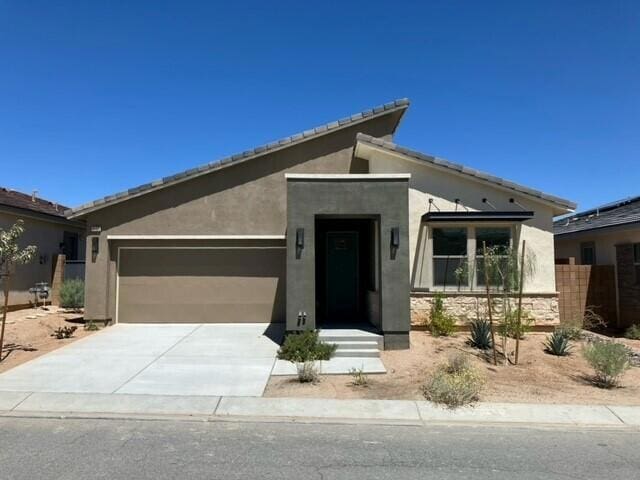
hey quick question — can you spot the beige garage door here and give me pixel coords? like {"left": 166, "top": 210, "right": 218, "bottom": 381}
{"left": 117, "top": 248, "right": 286, "bottom": 323}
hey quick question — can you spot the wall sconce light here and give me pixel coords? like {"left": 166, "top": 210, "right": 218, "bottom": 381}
{"left": 296, "top": 228, "right": 304, "bottom": 249}
{"left": 391, "top": 227, "right": 400, "bottom": 248}
{"left": 91, "top": 237, "right": 99, "bottom": 262}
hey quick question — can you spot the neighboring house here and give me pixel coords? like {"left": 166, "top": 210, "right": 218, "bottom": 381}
{"left": 67, "top": 99, "right": 574, "bottom": 349}
{"left": 555, "top": 196, "right": 640, "bottom": 327}
{"left": 0, "top": 187, "right": 86, "bottom": 308}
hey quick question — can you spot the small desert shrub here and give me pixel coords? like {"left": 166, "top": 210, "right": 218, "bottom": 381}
{"left": 429, "top": 294, "right": 456, "bottom": 337}
{"left": 468, "top": 319, "right": 492, "bottom": 350}
{"left": 498, "top": 308, "right": 533, "bottom": 340}
{"left": 422, "top": 353, "right": 484, "bottom": 408}
{"left": 296, "top": 361, "right": 319, "bottom": 383}
{"left": 59, "top": 279, "right": 84, "bottom": 310}
{"left": 277, "top": 330, "right": 330, "bottom": 383}
{"left": 349, "top": 367, "right": 369, "bottom": 387}
{"left": 84, "top": 319, "right": 99, "bottom": 331}
{"left": 52, "top": 326, "right": 77, "bottom": 339}
{"left": 555, "top": 325, "right": 583, "bottom": 341}
{"left": 544, "top": 330, "right": 572, "bottom": 356}
{"left": 624, "top": 324, "right": 640, "bottom": 340}
{"left": 583, "top": 341, "right": 631, "bottom": 388}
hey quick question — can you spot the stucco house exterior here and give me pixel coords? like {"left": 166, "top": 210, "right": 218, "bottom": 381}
{"left": 1, "top": 187, "right": 86, "bottom": 308}
{"left": 67, "top": 99, "right": 574, "bottom": 349}
{"left": 555, "top": 196, "right": 640, "bottom": 328}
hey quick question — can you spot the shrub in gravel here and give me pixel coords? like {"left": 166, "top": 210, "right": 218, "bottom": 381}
{"left": 277, "top": 330, "right": 336, "bottom": 363}
{"left": 422, "top": 353, "right": 484, "bottom": 408}
{"left": 468, "top": 319, "right": 492, "bottom": 350}
{"left": 583, "top": 341, "right": 631, "bottom": 388}
{"left": 59, "top": 279, "right": 84, "bottom": 310}
{"left": 624, "top": 325, "right": 640, "bottom": 340}
{"left": 544, "top": 330, "right": 572, "bottom": 356}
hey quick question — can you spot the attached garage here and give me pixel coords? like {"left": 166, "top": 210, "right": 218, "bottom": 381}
{"left": 116, "top": 245, "right": 286, "bottom": 324}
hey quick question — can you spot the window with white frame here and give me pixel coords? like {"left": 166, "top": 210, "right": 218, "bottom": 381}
{"left": 429, "top": 225, "right": 513, "bottom": 290}
{"left": 475, "top": 227, "right": 512, "bottom": 287}
{"left": 432, "top": 227, "right": 468, "bottom": 287}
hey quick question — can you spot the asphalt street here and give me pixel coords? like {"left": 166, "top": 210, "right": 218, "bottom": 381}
{"left": 0, "top": 416, "right": 638, "bottom": 479}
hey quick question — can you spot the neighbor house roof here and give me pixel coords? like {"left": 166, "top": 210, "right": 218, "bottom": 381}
{"left": 67, "top": 99, "right": 410, "bottom": 218}
{"left": 355, "top": 134, "right": 577, "bottom": 214}
{"left": 0, "top": 187, "right": 68, "bottom": 218}
{"left": 553, "top": 195, "right": 640, "bottom": 236}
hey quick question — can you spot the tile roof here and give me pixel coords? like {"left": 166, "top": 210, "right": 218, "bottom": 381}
{"left": 0, "top": 187, "right": 68, "bottom": 218}
{"left": 553, "top": 196, "right": 640, "bottom": 235}
{"left": 67, "top": 99, "right": 410, "bottom": 218}
{"left": 355, "top": 133, "right": 576, "bottom": 212}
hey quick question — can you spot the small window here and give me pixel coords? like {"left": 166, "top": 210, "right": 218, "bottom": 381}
{"left": 476, "top": 227, "right": 511, "bottom": 287}
{"left": 581, "top": 242, "right": 596, "bottom": 265}
{"left": 432, "top": 228, "right": 467, "bottom": 287}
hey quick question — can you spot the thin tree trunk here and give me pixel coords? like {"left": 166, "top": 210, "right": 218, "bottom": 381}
{"left": 483, "top": 242, "right": 498, "bottom": 366}
{"left": 514, "top": 240, "right": 526, "bottom": 365}
{"left": 0, "top": 275, "right": 10, "bottom": 362}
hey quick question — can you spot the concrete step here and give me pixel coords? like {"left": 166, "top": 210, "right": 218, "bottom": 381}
{"left": 332, "top": 341, "right": 380, "bottom": 351}
{"left": 333, "top": 349, "right": 380, "bottom": 358}
{"left": 319, "top": 330, "right": 384, "bottom": 350}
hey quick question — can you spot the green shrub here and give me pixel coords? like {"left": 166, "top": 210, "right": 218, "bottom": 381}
{"left": 498, "top": 308, "right": 533, "bottom": 339}
{"left": 544, "top": 330, "right": 572, "bottom": 356}
{"left": 583, "top": 341, "right": 631, "bottom": 388}
{"left": 422, "top": 353, "right": 484, "bottom": 408}
{"left": 468, "top": 319, "right": 492, "bottom": 350}
{"left": 51, "top": 326, "right": 77, "bottom": 339}
{"left": 429, "top": 294, "right": 456, "bottom": 337}
{"left": 84, "top": 319, "right": 99, "bottom": 331}
{"left": 296, "top": 361, "right": 319, "bottom": 383}
{"left": 277, "top": 330, "right": 336, "bottom": 363}
{"left": 555, "top": 325, "right": 583, "bottom": 341}
{"left": 624, "top": 324, "right": 640, "bottom": 340}
{"left": 59, "top": 279, "right": 84, "bottom": 310}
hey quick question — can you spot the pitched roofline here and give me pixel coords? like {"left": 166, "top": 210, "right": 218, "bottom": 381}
{"left": 555, "top": 195, "right": 640, "bottom": 223}
{"left": 355, "top": 133, "right": 577, "bottom": 214}
{"left": 66, "top": 99, "right": 410, "bottom": 219}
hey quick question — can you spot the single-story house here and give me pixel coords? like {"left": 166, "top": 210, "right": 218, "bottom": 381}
{"left": 555, "top": 196, "right": 640, "bottom": 328}
{"left": 1, "top": 187, "right": 86, "bottom": 308}
{"left": 67, "top": 99, "right": 575, "bottom": 349}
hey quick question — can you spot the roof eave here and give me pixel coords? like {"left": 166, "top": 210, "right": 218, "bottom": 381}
{"left": 354, "top": 135, "right": 576, "bottom": 215}
{"left": 67, "top": 99, "right": 410, "bottom": 219}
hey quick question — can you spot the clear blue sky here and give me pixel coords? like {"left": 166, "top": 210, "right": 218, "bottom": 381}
{"left": 1, "top": 1, "right": 638, "bottom": 213}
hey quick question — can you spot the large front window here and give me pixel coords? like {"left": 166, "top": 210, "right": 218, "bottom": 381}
{"left": 432, "top": 228, "right": 468, "bottom": 287}
{"left": 429, "top": 225, "right": 513, "bottom": 290}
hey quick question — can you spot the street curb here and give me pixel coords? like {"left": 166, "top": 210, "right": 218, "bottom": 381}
{"left": 1, "top": 392, "right": 639, "bottom": 429}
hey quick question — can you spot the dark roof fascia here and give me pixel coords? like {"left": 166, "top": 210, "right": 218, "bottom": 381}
{"left": 0, "top": 204, "right": 85, "bottom": 229}
{"left": 355, "top": 134, "right": 577, "bottom": 213}
{"left": 67, "top": 99, "right": 410, "bottom": 219}
{"left": 423, "top": 211, "right": 535, "bottom": 222}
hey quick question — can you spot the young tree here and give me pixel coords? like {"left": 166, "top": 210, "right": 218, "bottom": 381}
{"left": 0, "top": 220, "right": 37, "bottom": 361}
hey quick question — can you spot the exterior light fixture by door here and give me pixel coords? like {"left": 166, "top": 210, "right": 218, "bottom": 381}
{"left": 391, "top": 227, "right": 400, "bottom": 248}
{"left": 296, "top": 228, "right": 304, "bottom": 248}
{"left": 295, "top": 228, "right": 304, "bottom": 259}
{"left": 91, "top": 237, "right": 99, "bottom": 262}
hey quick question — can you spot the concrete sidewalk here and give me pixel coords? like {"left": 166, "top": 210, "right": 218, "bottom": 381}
{"left": 1, "top": 391, "right": 639, "bottom": 427}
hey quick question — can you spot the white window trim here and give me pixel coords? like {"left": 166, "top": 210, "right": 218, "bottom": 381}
{"left": 427, "top": 223, "right": 516, "bottom": 292}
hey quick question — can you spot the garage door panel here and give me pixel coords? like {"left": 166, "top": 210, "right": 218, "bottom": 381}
{"left": 118, "top": 248, "right": 285, "bottom": 324}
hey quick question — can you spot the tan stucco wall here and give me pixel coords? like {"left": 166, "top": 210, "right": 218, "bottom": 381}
{"left": 81, "top": 115, "right": 401, "bottom": 321}
{"left": 367, "top": 151, "right": 558, "bottom": 294}
{"left": 555, "top": 225, "right": 640, "bottom": 266}
{"left": 0, "top": 210, "right": 85, "bottom": 306}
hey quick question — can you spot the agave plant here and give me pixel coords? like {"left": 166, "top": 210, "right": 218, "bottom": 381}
{"left": 544, "top": 330, "right": 572, "bottom": 356}
{"left": 468, "top": 319, "right": 492, "bottom": 350}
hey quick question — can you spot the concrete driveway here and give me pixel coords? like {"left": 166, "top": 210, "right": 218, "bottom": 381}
{"left": 0, "top": 324, "right": 283, "bottom": 397}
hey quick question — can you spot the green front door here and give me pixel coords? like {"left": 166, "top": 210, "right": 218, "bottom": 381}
{"left": 326, "top": 231, "right": 359, "bottom": 322}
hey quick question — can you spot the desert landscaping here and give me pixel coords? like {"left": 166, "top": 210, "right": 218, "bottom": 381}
{"left": 266, "top": 330, "right": 640, "bottom": 405}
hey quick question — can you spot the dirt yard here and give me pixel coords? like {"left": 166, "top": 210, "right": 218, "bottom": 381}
{"left": 0, "top": 307, "right": 96, "bottom": 373}
{"left": 265, "top": 331, "right": 640, "bottom": 405}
